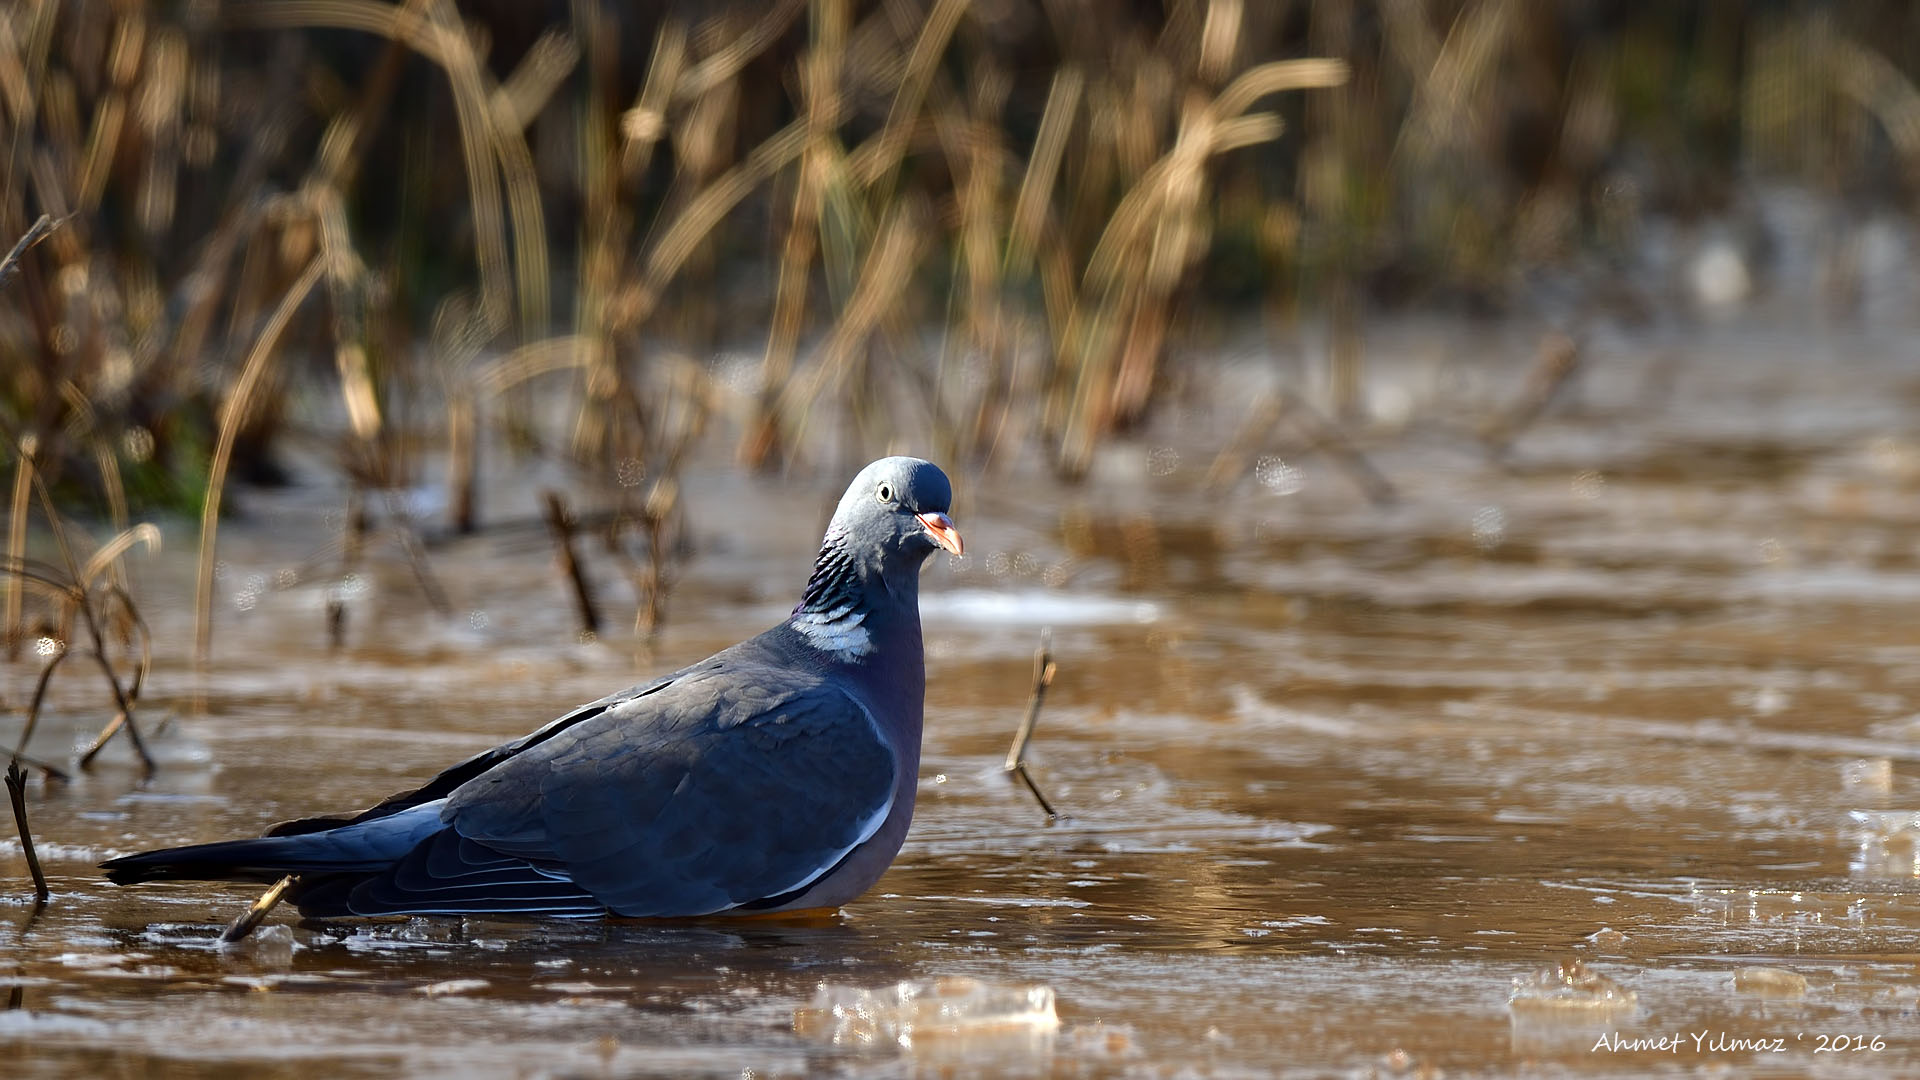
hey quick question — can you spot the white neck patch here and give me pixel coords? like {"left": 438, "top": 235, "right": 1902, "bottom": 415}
{"left": 791, "top": 603, "right": 874, "bottom": 661}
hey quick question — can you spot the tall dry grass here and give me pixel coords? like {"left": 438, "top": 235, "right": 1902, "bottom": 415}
{"left": 4, "top": 0, "right": 1920, "bottom": 656}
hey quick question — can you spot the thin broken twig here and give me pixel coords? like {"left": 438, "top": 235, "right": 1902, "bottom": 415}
{"left": 0, "top": 214, "right": 62, "bottom": 291}
{"left": 220, "top": 873, "right": 298, "bottom": 944}
{"left": 544, "top": 491, "right": 601, "bottom": 637}
{"left": 4, "top": 763, "right": 48, "bottom": 904}
{"left": 1481, "top": 331, "right": 1582, "bottom": 458}
{"left": 1004, "top": 630, "right": 1059, "bottom": 819}
{"left": 1204, "top": 389, "right": 1398, "bottom": 506}
{"left": 381, "top": 490, "right": 453, "bottom": 617}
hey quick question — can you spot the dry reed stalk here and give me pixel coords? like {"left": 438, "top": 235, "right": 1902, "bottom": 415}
{"left": 630, "top": 120, "right": 808, "bottom": 327}
{"left": 1828, "top": 36, "right": 1920, "bottom": 180}
{"left": 1004, "top": 68, "right": 1083, "bottom": 281}
{"left": 0, "top": 433, "right": 162, "bottom": 772}
{"left": 0, "top": 214, "right": 62, "bottom": 659}
{"left": 447, "top": 389, "right": 477, "bottom": 534}
{"left": 194, "top": 256, "right": 325, "bottom": 666}
{"left": 1049, "top": 57, "right": 1345, "bottom": 475}
{"left": 619, "top": 18, "right": 686, "bottom": 180}
{"left": 380, "top": 490, "right": 452, "bottom": 617}
{"left": 0, "top": 213, "right": 58, "bottom": 291}
{"left": 934, "top": 80, "right": 1012, "bottom": 464}
{"left": 4, "top": 440, "right": 31, "bottom": 661}
{"left": 675, "top": 0, "right": 803, "bottom": 105}
{"left": 1004, "top": 630, "right": 1058, "bottom": 820}
{"left": 4, "top": 580, "right": 67, "bottom": 903}
{"left": 229, "top": 0, "right": 556, "bottom": 337}
{"left": 1392, "top": 0, "right": 1517, "bottom": 167}
{"left": 739, "top": 0, "right": 846, "bottom": 468}
{"left": 632, "top": 477, "right": 678, "bottom": 640}
{"left": 1480, "top": 331, "right": 1581, "bottom": 458}
{"left": 543, "top": 490, "right": 600, "bottom": 637}
{"left": 776, "top": 200, "right": 927, "bottom": 450}
{"left": 848, "top": 0, "right": 967, "bottom": 192}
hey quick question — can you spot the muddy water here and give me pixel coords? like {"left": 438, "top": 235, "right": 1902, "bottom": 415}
{"left": 9, "top": 319, "right": 1920, "bottom": 1077}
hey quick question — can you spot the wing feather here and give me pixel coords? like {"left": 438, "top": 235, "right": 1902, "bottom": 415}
{"left": 444, "top": 663, "right": 898, "bottom": 917}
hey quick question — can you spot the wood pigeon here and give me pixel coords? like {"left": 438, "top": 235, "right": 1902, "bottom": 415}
{"left": 103, "top": 457, "right": 963, "bottom": 918}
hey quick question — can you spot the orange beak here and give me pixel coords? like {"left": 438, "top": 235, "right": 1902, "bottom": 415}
{"left": 916, "top": 511, "right": 963, "bottom": 556}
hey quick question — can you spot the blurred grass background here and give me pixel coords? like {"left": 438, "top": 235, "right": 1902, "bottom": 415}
{"left": 5, "top": 0, "right": 1920, "bottom": 647}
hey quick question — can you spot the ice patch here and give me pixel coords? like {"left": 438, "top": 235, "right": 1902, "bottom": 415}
{"left": 921, "top": 590, "right": 1161, "bottom": 626}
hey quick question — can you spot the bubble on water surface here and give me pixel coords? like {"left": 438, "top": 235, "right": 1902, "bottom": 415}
{"left": 1254, "top": 456, "right": 1302, "bottom": 495}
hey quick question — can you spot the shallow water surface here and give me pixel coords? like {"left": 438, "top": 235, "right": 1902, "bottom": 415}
{"left": 9, "top": 322, "right": 1920, "bottom": 1077}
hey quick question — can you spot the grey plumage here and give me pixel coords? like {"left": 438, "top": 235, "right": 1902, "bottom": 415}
{"left": 103, "top": 457, "right": 962, "bottom": 919}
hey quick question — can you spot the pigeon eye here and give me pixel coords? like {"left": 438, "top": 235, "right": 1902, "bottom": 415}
{"left": 875, "top": 483, "right": 893, "bottom": 504}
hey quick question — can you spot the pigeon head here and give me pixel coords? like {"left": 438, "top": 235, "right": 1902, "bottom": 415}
{"left": 828, "top": 456, "right": 962, "bottom": 563}
{"left": 796, "top": 457, "right": 961, "bottom": 623}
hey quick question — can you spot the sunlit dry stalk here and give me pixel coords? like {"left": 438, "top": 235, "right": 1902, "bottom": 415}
{"left": 133, "top": 26, "right": 186, "bottom": 236}
{"left": 76, "top": 81, "right": 126, "bottom": 211}
{"left": 228, "top": 0, "right": 555, "bottom": 337}
{"left": 1198, "top": 0, "right": 1244, "bottom": 85}
{"left": 0, "top": 213, "right": 59, "bottom": 291}
{"left": 627, "top": 120, "right": 808, "bottom": 328}
{"left": 195, "top": 256, "right": 326, "bottom": 666}
{"left": 90, "top": 438, "right": 128, "bottom": 542}
{"left": 1048, "top": 55, "right": 1345, "bottom": 474}
{"left": 778, "top": 201, "right": 927, "bottom": 449}
{"left": 1004, "top": 68, "right": 1082, "bottom": 281}
{"left": 1082, "top": 111, "right": 1286, "bottom": 292}
{"left": 568, "top": 0, "right": 626, "bottom": 470}
{"left": 668, "top": 72, "right": 741, "bottom": 352}
{"left": 473, "top": 335, "right": 602, "bottom": 397}
{"left": 1393, "top": 0, "right": 1517, "bottom": 166}
{"left": 924, "top": 67, "right": 1015, "bottom": 463}
{"left": 4, "top": 436, "right": 31, "bottom": 659}
{"left": 676, "top": 0, "right": 803, "bottom": 104}
{"left": 79, "top": 524, "right": 161, "bottom": 591}
{"left": 3, "top": 433, "right": 164, "bottom": 771}
{"left": 492, "top": 28, "right": 579, "bottom": 132}
{"left": 1379, "top": 0, "right": 1443, "bottom": 83}
{"left": 419, "top": 0, "right": 526, "bottom": 337}
{"left": 618, "top": 19, "right": 684, "bottom": 180}
{"left": 848, "top": 0, "right": 967, "bottom": 190}
{"left": 447, "top": 389, "right": 477, "bottom": 534}
{"left": 1828, "top": 36, "right": 1920, "bottom": 179}
{"left": 741, "top": 0, "right": 846, "bottom": 468}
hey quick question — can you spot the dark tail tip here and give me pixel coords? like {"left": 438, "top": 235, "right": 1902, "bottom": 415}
{"left": 100, "top": 840, "right": 276, "bottom": 885}
{"left": 100, "top": 851, "right": 180, "bottom": 885}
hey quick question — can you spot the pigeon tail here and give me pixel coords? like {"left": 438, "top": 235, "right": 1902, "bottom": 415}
{"left": 101, "top": 802, "right": 445, "bottom": 885}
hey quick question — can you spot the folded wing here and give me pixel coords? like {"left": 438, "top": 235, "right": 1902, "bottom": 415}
{"left": 320, "top": 665, "right": 897, "bottom": 917}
